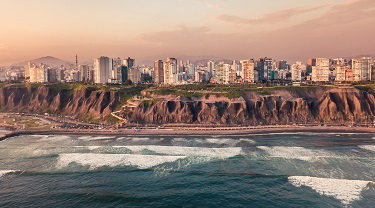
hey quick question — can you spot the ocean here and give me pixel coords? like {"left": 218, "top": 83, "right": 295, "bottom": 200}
{"left": 0, "top": 132, "right": 374, "bottom": 207}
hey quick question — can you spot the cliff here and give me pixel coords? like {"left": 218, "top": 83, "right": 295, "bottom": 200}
{"left": 1, "top": 84, "right": 374, "bottom": 126}
{"left": 125, "top": 87, "right": 375, "bottom": 125}
{"left": 0, "top": 85, "right": 121, "bottom": 121}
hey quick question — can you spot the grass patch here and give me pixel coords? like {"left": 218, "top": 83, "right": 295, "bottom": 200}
{"left": 227, "top": 91, "right": 243, "bottom": 99}
{"left": 100, "top": 114, "right": 120, "bottom": 124}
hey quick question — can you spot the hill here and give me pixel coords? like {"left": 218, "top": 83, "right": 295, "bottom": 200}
{"left": 12, "top": 56, "right": 72, "bottom": 67}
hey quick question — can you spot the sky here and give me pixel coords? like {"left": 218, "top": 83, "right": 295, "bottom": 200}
{"left": 0, "top": 0, "right": 374, "bottom": 65}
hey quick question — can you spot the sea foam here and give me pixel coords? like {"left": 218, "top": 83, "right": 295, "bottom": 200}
{"left": 359, "top": 145, "right": 375, "bottom": 152}
{"left": 77, "top": 136, "right": 116, "bottom": 141}
{"left": 56, "top": 153, "right": 186, "bottom": 169}
{"left": 172, "top": 137, "right": 254, "bottom": 147}
{"left": 114, "top": 146, "right": 242, "bottom": 158}
{"left": 0, "top": 170, "right": 19, "bottom": 177}
{"left": 38, "top": 135, "right": 71, "bottom": 141}
{"left": 72, "top": 146, "right": 102, "bottom": 151}
{"left": 289, "top": 176, "right": 374, "bottom": 205}
{"left": 257, "top": 146, "right": 330, "bottom": 161}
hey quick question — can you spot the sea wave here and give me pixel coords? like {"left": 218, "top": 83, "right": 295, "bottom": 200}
{"left": 172, "top": 137, "right": 255, "bottom": 147}
{"left": 113, "top": 146, "right": 242, "bottom": 158}
{"left": 77, "top": 136, "right": 116, "bottom": 141}
{"left": 257, "top": 146, "right": 331, "bottom": 161}
{"left": 0, "top": 170, "right": 19, "bottom": 177}
{"left": 56, "top": 153, "right": 186, "bottom": 169}
{"left": 38, "top": 135, "right": 72, "bottom": 141}
{"left": 289, "top": 176, "right": 374, "bottom": 205}
{"left": 359, "top": 145, "right": 375, "bottom": 152}
{"left": 72, "top": 146, "right": 102, "bottom": 151}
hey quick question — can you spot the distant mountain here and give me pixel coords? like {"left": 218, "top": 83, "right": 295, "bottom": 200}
{"left": 342, "top": 54, "right": 374, "bottom": 60}
{"left": 12, "top": 56, "right": 72, "bottom": 67}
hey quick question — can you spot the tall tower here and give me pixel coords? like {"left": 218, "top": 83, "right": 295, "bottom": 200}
{"left": 94, "top": 56, "right": 112, "bottom": 84}
{"left": 154, "top": 60, "right": 164, "bottom": 84}
{"left": 164, "top": 58, "right": 177, "bottom": 84}
{"left": 242, "top": 59, "right": 256, "bottom": 83}
{"left": 207, "top": 61, "right": 214, "bottom": 77}
{"left": 75, "top": 55, "right": 78, "bottom": 70}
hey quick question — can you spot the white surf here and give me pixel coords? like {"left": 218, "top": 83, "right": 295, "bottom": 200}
{"left": 289, "top": 176, "right": 373, "bottom": 205}
{"left": 113, "top": 146, "right": 242, "bottom": 158}
{"left": 0, "top": 170, "right": 19, "bottom": 177}
{"left": 257, "top": 146, "right": 331, "bottom": 161}
{"left": 56, "top": 153, "right": 186, "bottom": 169}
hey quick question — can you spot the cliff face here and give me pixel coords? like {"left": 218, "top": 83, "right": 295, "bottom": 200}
{"left": 126, "top": 88, "right": 375, "bottom": 125}
{"left": 0, "top": 86, "right": 120, "bottom": 120}
{"left": 1, "top": 85, "right": 374, "bottom": 125}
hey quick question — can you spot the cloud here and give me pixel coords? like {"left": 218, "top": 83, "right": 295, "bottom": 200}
{"left": 117, "top": 0, "right": 375, "bottom": 62}
{"left": 218, "top": 5, "right": 327, "bottom": 25}
{"left": 303, "top": 0, "right": 375, "bottom": 25}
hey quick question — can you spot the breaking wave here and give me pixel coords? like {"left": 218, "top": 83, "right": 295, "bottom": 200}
{"left": 359, "top": 145, "right": 375, "bottom": 152}
{"left": 0, "top": 170, "right": 19, "bottom": 177}
{"left": 257, "top": 146, "right": 331, "bottom": 161}
{"left": 116, "top": 145, "right": 242, "bottom": 158}
{"left": 77, "top": 136, "right": 116, "bottom": 141}
{"left": 289, "top": 176, "right": 374, "bottom": 205}
{"left": 56, "top": 153, "right": 186, "bottom": 169}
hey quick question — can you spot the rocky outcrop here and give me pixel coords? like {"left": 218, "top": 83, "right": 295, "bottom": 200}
{"left": 125, "top": 87, "right": 375, "bottom": 125}
{"left": 0, "top": 86, "right": 120, "bottom": 120}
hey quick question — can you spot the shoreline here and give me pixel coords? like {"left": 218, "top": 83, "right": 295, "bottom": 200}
{"left": 1, "top": 126, "right": 375, "bottom": 140}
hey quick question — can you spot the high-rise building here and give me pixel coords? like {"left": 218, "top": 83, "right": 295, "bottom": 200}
{"left": 25, "top": 63, "right": 31, "bottom": 79}
{"left": 207, "top": 61, "right": 214, "bottom": 77}
{"left": 128, "top": 67, "right": 141, "bottom": 84}
{"left": 332, "top": 58, "right": 348, "bottom": 82}
{"left": 351, "top": 57, "right": 373, "bottom": 81}
{"left": 154, "top": 60, "right": 164, "bottom": 84}
{"left": 241, "top": 59, "right": 257, "bottom": 83}
{"left": 112, "top": 57, "right": 122, "bottom": 83}
{"left": 94, "top": 56, "right": 112, "bottom": 84}
{"left": 121, "top": 66, "right": 128, "bottom": 83}
{"left": 125, "top": 57, "right": 135, "bottom": 69}
{"left": 29, "top": 63, "right": 48, "bottom": 83}
{"left": 163, "top": 58, "right": 177, "bottom": 84}
{"left": 215, "top": 62, "right": 231, "bottom": 84}
{"left": 256, "top": 57, "right": 273, "bottom": 81}
{"left": 276, "top": 60, "right": 288, "bottom": 70}
{"left": 291, "top": 62, "right": 307, "bottom": 81}
{"left": 307, "top": 59, "right": 317, "bottom": 67}
{"left": 80, "top": 65, "right": 91, "bottom": 82}
{"left": 311, "top": 58, "right": 330, "bottom": 82}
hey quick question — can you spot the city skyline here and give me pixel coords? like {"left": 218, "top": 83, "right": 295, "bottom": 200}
{"left": 1, "top": 0, "right": 374, "bottom": 66}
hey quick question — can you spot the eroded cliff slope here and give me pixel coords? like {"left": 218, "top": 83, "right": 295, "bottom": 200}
{"left": 125, "top": 87, "right": 375, "bottom": 125}
{"left": 0, "top": 85, "right": 120, "bottom": 120}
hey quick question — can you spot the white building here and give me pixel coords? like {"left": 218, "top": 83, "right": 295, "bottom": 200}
{"left": 352, "top": 57, "right": 373, "bottom": 81}
{"left": 332, "top": 58, "right": 347, "bottom": 82}
{"left": 241, "top": 59, "right": 257, "bottom": 83}
{"left": 291, "top": 62, "right": 306, "bottom": 81}
{"left": 163, "top": 58, "right": 177, "bottom": 84}
{"left": 312, "top": 58, "right": 330, "bottom": 82}
{"left": 29, "top": 63, "right": 48, "bottom": 83}
{"left": 215, "top": 63, "right": 231, "bottom": 84}
{"left": 94, "top": 56, "right": 113, "bottom": 84}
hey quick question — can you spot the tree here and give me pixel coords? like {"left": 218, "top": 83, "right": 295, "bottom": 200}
{"left": 124, "top": 79, "right": 133, "bottom": 85}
